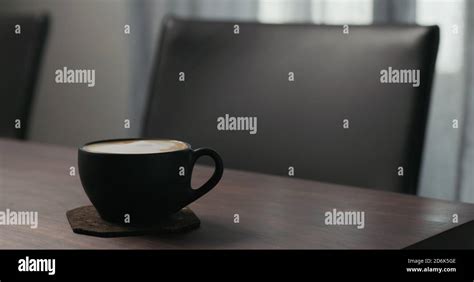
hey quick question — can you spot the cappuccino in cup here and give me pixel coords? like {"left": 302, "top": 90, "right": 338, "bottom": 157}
{"left": 83, "top": 140, "right": 189, "bottom": 154}
{"left": 78, "top": 138, "right": 223, "bottom": 225}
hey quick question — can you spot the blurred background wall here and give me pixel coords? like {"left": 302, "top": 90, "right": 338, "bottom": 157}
{"left": 2, "top": 0, "right": 134, "bottom": 145}
{"left": 2, "top": 0, "right": 473, "bottom": 203}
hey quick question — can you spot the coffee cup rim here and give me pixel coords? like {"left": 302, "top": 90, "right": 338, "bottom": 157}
{"left": 79, "top": 138, "right": 191, "bottom": 155}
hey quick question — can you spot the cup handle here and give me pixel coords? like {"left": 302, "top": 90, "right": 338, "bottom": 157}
{"left": 187, "top": 148, "right": 224, "bottom": 204}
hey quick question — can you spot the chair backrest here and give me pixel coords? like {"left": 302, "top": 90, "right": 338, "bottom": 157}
{"left": 144, "top": 17, "right": 439, "bottom": 194}
{"left": 0, "top": 14, "right": 49, "bottom": 139}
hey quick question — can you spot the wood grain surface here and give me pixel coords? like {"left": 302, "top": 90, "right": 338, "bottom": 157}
{"left": 1, "top": 138, "right": 474, "bottom": 249}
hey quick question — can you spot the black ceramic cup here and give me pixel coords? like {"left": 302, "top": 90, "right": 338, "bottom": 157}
{"left": 78, "top": 138, "right": 223, "bottom": 225}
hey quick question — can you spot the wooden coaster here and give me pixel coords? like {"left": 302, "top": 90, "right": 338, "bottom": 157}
{"left": 66, "top": 205, "right": 200, "bottom": 238}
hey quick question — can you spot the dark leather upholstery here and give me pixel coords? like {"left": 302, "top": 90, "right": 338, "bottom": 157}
{"left": 0, "top": 14, "right": 49, "bottom": 139}
{"left": 144, "top": 17, "right": 439, "bottom": 194}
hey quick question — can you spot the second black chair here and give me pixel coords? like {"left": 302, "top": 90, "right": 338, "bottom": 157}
{"left": 0, "top": 14, "right": 49, "bottom": 139}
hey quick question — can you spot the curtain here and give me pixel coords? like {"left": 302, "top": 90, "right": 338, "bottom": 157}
{"left": 459, "top": 0, "right": 474, "bottom": 202}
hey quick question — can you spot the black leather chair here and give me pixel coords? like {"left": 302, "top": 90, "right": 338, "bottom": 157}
{"left": 0, "top": 14, "right": 49, "bottom": 139}
{"left": 144, "top": 17, "right": 439, "bottom": 194}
